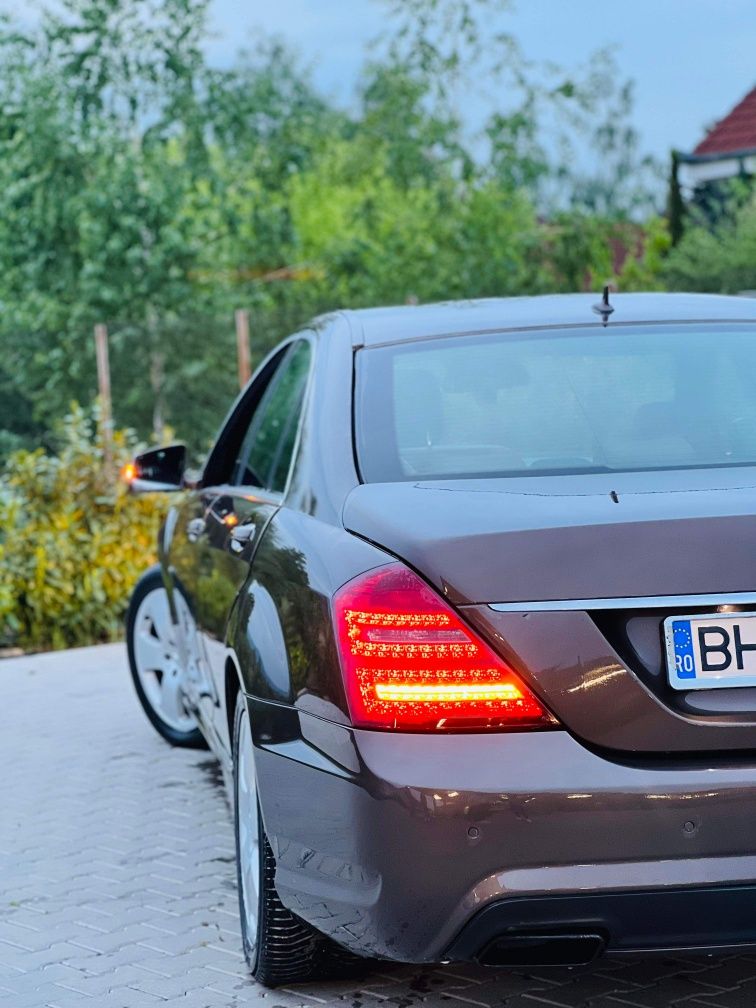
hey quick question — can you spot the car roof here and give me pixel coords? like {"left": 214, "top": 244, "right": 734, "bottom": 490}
{"left": 336, "top": 292, "right": 756, "bottom": 347}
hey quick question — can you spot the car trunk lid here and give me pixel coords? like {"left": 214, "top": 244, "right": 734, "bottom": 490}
{"left": 343, "top": 469, "right": 756, "bottom": 605}
{"left": 343, "top": 469, "right": 756, "bottom": 754}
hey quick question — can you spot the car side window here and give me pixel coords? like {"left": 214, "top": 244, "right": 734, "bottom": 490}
{"left": 233, "top": 340, "right": 311, "bottom": 492}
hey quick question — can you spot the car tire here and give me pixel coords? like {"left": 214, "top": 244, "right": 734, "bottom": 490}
{"left": 233, "top": 691, "right": 367, "bottom": 987}
{"left": 126, "top": 568, "right": 206, "bottom": 749}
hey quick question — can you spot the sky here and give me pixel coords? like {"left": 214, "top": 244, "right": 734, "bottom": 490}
{"left": 206, "top": 0, "right": 756, "bottom": 163}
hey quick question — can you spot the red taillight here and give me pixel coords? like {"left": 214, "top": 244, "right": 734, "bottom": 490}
{"left": 332, "top": 564, "right": 556, "bottom": 732}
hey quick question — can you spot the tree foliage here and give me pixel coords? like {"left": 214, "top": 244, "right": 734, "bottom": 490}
{"left": 663, "top": 192, "right": 756, "bottom": 294}
{"left": 0, "top": 0, "right": 663, "bottom": 462}
{"left": 0, "top": 406, "right": 165, "bottom": 650}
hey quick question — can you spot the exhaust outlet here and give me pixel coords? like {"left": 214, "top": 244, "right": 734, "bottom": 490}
{"left": 476, "top": 930, "right": 606, "bottom": 968}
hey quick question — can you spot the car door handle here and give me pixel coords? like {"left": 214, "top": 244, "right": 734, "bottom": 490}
{"left": 229, "top": 523, "right": 256, "bottom": 554}
{"left": 186, "top": 517, "right": 206, "bottom": 543}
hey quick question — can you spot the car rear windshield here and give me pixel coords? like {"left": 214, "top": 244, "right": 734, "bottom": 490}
{"left": 355, "top": 323, "right": 756, "bottom": 482}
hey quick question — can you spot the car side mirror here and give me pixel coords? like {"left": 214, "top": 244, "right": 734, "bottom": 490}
{"left": 123, "top": 444, "right": 187, "bottom": 493}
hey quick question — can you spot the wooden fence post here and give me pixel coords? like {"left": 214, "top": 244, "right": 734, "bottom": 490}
{"left": 235, "top": 308, "right": 251, "bottom": 389}
{"left": 94, "top": 323, "right": 113, "bottom": 478}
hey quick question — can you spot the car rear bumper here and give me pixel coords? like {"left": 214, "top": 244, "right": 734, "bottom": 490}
{"left": 448, "top": 886, "right": 756, "bottom": 966}
{"left": 249, "top": 698, "right": 756, "bottom": 963}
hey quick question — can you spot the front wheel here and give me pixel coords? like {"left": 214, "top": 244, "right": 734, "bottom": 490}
{"left": 126, "top": 568, "right": 206, "bottom": 749}
{"left": 233, "top": 692, "right": 367, "bottom": 986}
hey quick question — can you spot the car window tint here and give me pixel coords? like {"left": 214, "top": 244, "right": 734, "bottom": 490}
{"left": 356, "top": 324, "right": 756, "bottom": 481}
{"left": 234, "top": 341, "right": 311, "bottom": 491}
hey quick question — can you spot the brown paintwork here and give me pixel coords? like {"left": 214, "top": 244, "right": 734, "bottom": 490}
{"left": 343, "top": 467, "right": 756, "bottom": 606}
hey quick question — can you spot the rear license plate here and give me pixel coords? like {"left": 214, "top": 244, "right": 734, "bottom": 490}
{"left": 665, "top": 612, "right": 756, "bottom": 690}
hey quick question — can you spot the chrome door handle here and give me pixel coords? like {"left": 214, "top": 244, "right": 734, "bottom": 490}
{"left": 229, "top": 523, "right": 256, "bottom": 554}
{"left": 186, "top": 517, "right": 206, "bottom": 543}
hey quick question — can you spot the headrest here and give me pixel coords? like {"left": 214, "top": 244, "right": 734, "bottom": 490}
{"left": 394, "top": 368, "right": 444, "bottom": 447}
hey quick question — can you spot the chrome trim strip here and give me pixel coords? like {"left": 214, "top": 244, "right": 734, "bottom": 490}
{"left": 488, "top": 592, "right": 756, "bottom": 612}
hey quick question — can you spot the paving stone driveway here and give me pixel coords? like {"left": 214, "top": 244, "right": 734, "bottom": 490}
{"left": 3, "top": 644, "right": 756, "bottom": 1007}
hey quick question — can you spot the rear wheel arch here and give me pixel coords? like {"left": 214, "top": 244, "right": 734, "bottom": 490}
{"left": 231, "top": 689, "right": 368, "bottom": 985}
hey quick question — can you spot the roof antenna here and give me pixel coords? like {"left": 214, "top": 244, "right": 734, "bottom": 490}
{"left": 592, "top": 285, "right": 615, "bottom": 327}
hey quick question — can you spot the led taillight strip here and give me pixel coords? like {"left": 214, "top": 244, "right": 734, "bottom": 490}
{"left": 374, "top": 682, "right": 524, "bottom": 703}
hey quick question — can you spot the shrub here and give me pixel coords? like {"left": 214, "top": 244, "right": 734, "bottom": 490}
{"left": 0, "top": 406, "right": 167, "bottom": 651}
{"left": 663, "top": 192, "right": 756, "bottom": 294}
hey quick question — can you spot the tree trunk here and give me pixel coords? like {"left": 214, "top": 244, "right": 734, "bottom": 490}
{"left": 148, "top": 312, "right": 165, "bottom": 443}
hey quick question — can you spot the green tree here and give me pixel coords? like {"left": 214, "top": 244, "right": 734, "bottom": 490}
{"left": 663, "top": 193, "right": 756, "bottom": 294}
{"left": 667, "top": 150, "right": 685, "bottom": 246}
{"left": 0, "top": 0, "right": 662, "bottom": 463}
{"left": 559, "top": 76, "right": 661, "bottom": 220}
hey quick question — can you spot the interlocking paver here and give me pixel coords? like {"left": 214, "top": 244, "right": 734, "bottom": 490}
{"left": 3, "top": 642, "right": 756, "bottom": 1007}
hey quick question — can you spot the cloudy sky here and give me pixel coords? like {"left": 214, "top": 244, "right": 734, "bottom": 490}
{"left": 206, "top": 0, "right": 756, "bottom": 161}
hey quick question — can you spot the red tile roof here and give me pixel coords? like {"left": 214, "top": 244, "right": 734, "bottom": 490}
{"left": 694, "top": 85, "right": 756, "bottom": 156}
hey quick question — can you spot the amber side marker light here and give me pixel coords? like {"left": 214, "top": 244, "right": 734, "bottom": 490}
{"left": 333, "top": 564, "right": 557, "bottom": 732}
{"left": 121, "top": 462, "right": 138, "bottom": 484}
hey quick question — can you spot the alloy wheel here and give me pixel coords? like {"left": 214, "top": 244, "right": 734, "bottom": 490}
{"left": 132, "top": 586, "right": 197, "bottom": 733}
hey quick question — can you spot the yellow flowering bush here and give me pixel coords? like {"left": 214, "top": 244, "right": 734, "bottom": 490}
{"left": 0, "top": 406, "right": 168, "bottom": 650}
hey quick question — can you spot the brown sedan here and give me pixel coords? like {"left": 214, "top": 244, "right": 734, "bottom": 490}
{"left": 126, "top": 292, "right": 756, "bottom": 985}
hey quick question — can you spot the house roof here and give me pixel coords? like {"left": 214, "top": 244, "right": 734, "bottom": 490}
{"left": 694, "top": 85, "right": 756, "bottom": 157}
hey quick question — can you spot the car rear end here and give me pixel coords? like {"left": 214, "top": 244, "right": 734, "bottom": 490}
{"left": 262, "top": 300, "right": 756, "bottom": 966}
